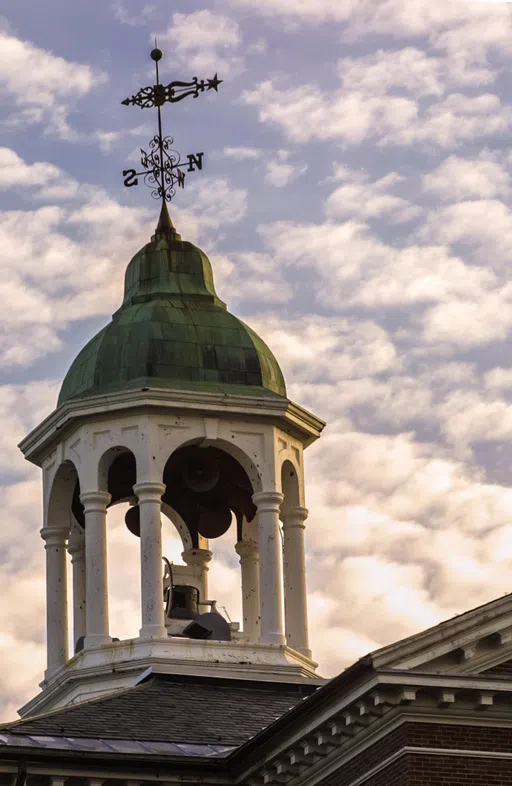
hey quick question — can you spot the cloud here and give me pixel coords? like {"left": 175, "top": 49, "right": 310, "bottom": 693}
{"left": 419, "top": 199, "right": 512, "bottom": 267}
{"left": 340, "top": 47, "right": 493, "bottom": 98}
{"left": 230, "top": 0, "right": 512, "bottom": 65}
{"left": 326, "top": 171, "right": 420, "bottom": 222}
{"left": 156, "top": 10, "right": 243, "bottom": 75}
{"left": 0, "top": 30, "right": 105, "bottom": 139}
{"left": 424, "top": 152, "right": 511, "bottom": 201}
{"left": 112, "top": 0, "right": 155, "bottom": 26}
{"left": 264, "top": 149, "right": 307, "bottom": 188}
{"left": 247, "top": 314, "right": 398, "bottom": 382}
{"left": 244, "top": 78, "right": 510, "bottom": 150}
{"left": 242, "top": 79, "right": 418, "bottom": 146}
{"left": 213, "top": 252, "right": 293, "bottom": 306}
{"left": 0, "top": 149, "right": 247, "bottom": 368}
{"left": 221, "top": 146, "right": 262, "bottom": 160}
{"left": 258, "top": 218, "right": 496, "bottom": 312}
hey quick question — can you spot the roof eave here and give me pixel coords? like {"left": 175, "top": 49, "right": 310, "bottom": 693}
{"left": 19, "top": 387, "right": 325, "bottom": 467}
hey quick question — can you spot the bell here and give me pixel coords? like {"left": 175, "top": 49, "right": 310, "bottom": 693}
{"left": 125, "top": 505, "right": 140, "bottom": 537}
{"left": 182, "top": 451, "right": 220, "bottom": 493}
{"left": 169, "top": 585, "right": 199, "bottom": 620}
{"left": 197, "top": 503, "right": 231, "bottom": 539}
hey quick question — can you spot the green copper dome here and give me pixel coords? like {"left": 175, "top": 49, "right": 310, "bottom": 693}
{"left": 58, "top": 207, "right": 286, "bottom": 406}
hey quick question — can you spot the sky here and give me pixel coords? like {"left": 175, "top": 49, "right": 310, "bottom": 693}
{"left": 2, "top": 0, "right": 512, "bottom": 719}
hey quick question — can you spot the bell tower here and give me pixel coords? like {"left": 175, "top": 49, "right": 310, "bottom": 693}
{"left": 17, "top": 50, "right": 325, "bottom": 718}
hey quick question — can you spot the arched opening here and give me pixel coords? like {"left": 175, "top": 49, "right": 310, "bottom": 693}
{"left": 105, "top": 500, "right": 141, "bottom": 641}
{"left": 281, "top": 459, "right": 300, "bottom": 513}
{"left": 45, "top": 461, "right": 79, "bottom": 667}
{"left": 280, "top": 459, "right": 310, "bottom": 656}
{"left": 47, "top": 460, "right": 78, "bottom": 535}
{"left": 154, "top": 442, "right": 256, "bottom": 636}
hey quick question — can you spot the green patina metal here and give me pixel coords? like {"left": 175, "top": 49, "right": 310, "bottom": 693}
{"left": 58, "top": 209, "right": 286, "bottom": 406}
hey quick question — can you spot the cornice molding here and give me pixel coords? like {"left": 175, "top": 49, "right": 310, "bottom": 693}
{"left": 235, "top": 671, "right": 512, "bottom": 786}
{"left": 19, "top": 388, "right": 325, "bottom": 466}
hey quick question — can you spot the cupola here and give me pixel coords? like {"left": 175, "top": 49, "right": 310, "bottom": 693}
{"left": 59, "top": 206, "right": 286, "bottom": 406}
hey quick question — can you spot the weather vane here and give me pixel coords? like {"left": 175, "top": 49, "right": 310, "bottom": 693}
{"left": 121, "top": 46, "right": 222, "bottom": 205}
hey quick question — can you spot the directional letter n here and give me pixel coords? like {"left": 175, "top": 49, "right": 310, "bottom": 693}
{"left": 187, "top": 153, "right": 204, "bottom": 172}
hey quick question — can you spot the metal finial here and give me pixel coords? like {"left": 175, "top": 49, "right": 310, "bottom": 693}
{"left": 121, "top": 47, "right": 222, "bottom": 209}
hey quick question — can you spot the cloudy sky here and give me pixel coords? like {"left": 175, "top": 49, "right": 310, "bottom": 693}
{"left": 2, "top": 0, "right": 512, "bottom": 719}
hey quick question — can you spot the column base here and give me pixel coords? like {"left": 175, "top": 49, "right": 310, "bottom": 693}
{"left": 294, "top": 646, "right": 312, "bottom": 659}
{"left": 259, "top": 632, "right": 287, "bottom": 646}
{"left": 139, "top": 625, "right": 169, "bottom": 639}
{"left": 85, "top": 634, "right": 112, "bottom": 648}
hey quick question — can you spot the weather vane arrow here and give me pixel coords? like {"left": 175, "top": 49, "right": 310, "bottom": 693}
{"left": 121, "top": 46, "right": 222, "bottom": 205}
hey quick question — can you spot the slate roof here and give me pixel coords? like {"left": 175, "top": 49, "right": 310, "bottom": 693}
{"left": 4, "top": 674, "right": 318, "bottom": 747}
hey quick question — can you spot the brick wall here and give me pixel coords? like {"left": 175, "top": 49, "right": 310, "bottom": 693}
{"left": 364, "top": 753, "right": 512, "bottom": 785}
{"left": 317, "top": 721, "right": 512, "bottom": 786}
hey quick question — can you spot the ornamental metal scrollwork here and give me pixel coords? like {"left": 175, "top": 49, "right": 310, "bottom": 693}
{"left": 122, "top": 75, "right": 222, "bottom": 108}
{"left": 121, "top": 47, "right": 221, "bottom": 206}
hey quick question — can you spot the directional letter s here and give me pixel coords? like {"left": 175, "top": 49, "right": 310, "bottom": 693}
{"left": 123, "top": 169, "right": 138, "bottom": 187}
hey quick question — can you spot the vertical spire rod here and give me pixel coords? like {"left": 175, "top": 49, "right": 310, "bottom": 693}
{"left": 153, "top": 45, "right": 166, "bottom": 215}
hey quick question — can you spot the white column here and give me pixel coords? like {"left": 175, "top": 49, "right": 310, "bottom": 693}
{"left": 181, "top": 547, "right": 212, "bottom": 606}
{"left": 68, "top": 521, "right": 86, "bottom": 651}
{"left": 235, "top": 539, "right": 260, "bottom": 642}
{"left": 253, "top": 490, "right": 286, "bottom": 646}
{"left": 40, "top": 526, "right": 69, "bottom": 674}
{"left": 282, "top": 506, "right": 311, "bottom": 658}
{"left": 134, "top": 481, "right": 168, "bottom": 639}
{"left": 81, "top": 490, "right": 111, "bottom": 648}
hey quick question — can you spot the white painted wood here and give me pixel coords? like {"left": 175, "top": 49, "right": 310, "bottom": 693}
{"left": 81, "top": 490, "right": 112, "bottom": 648}
{"left": 68, "top": 520, "right": 86, "bottom": 649}
{"left": 282, "top": 506, "right": 310, "bottom": 658}
{"left": 20, "top": 382, "right": 324, "bottom": 712}
{"left": 134, "top": 481, "right": 168, "bottom": 639}
{"left": 236, "top": 538, "right": 260, "bottom": 641}
{"left": 253, "top": 491, "right": 286, "bottom": 646}
{"left": 40, "top": 526, "right": 69, "bottom": 675}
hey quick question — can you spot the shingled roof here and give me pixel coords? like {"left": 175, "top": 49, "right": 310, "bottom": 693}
{"left": 4, "top": 674, "right": 318, "bottom": 747}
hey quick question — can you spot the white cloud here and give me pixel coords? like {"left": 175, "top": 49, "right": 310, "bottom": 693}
{"left": 420, "top": 199, "right": 512, "bottom": 267}
{"left": 326, "top": 171, "right": 419, "bottom": 222}
{"left": 243, "top": 77, "right": 510, "bottom": 150}
{"left": 214, "top": 252, "right": 293, "bottom": 305}
{"left": 243, "top": 79, "right": 418, "bottom": 146}
{"left": 383, "top": 93, "right": 511, "bottom": 148}
{"left": 258, "top": 218, "right": 496, "bottom": 311}
{"left": 0, "top": 149, "right": 247, "bottom": 368}
{"left": 157, "top": 10, "right": 243, "bottom": 75}
{"left": 0, "top": 148, "right": 62, "bottom": 190}
{"left": 340, "top": 47, "right": 493, "bottom": 98}
{"left": 424, "top": 152, "right": 511, "bottom": 201}
{"left": 222, "top": 146, "right": 262, "bottom": 160}
{"left": 231, "top": 0, "right": 512, "bottom": 66}
{"left": 0, "top": 30, "right": 105, "bottom": 139}
{"left": 422, "top": 286, "right": 512, "bottom": 347}
{"left": 112, "top": 0, "right": 155, "bottom": 26}
{"left": 264, "top": 149, "right": 307, "bottom": 188}
{"left": 247, "top": 315, "right": 398, "bottom": 382}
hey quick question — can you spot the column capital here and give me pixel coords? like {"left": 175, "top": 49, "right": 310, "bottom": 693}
{"left": 133, "top": 481, "right": 166, "bottom": 504}
{"left": 181, "top": 547, "right": 212, "bottom": 566}
{"left": 235, "top": 539, "right": 258, "bottom": 559}
{"left": 252, "top": 490, "right": 284, "bottom": 513}
{"left": 281, "top": 506, "right": 308, "bottom": 527}
{"left": 40, "top": 526, "right": 68, "bottom": 548}
{"left": 80, "top": 490, "right": 111, "bottom": 513}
